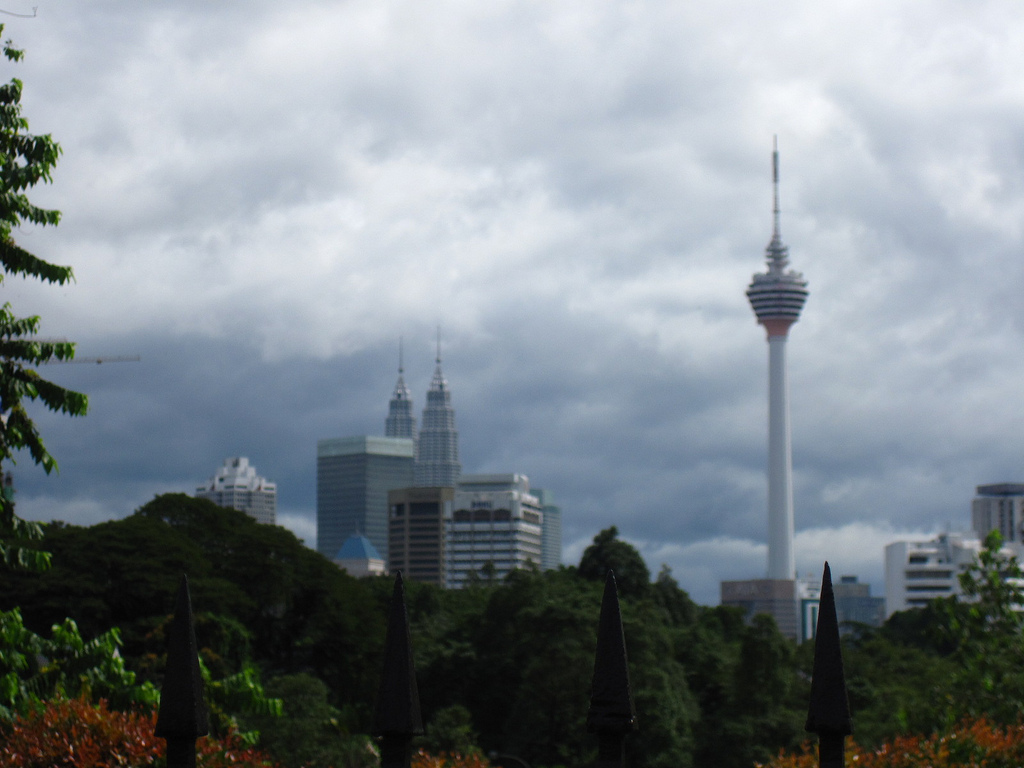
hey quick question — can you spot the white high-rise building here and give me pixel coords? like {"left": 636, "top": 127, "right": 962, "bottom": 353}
{"left": 196, "top": 457, "right": 277, "bottom": 525}
{"left": 746, "top": 139, "right": 809, "bottom": 581}
{"left": 447, "top": 473, "right": 543, "bottom": 588}
{"left": 884, "top": 533, "right": 982, "bottom": 616}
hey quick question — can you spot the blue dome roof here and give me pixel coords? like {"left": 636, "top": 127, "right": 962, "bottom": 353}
{"left": 334, "top": 534, "right": 381, "bottom": 561}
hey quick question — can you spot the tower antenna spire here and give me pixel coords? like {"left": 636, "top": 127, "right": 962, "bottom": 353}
{"left": 772, "top": 135, "right": 781, "bottom": 240}
{"left": 436, "top": 326, "right": 442, "bottom": 365}
{"left": 398, "top": 337, "right": 404, "bottom": 375}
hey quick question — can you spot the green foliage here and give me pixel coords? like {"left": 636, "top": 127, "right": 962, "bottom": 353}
{"left": 945, "top": 530, "right": 1024, "bottom": 722}
{"left": 840, "top": 628, "right": 956, "bottom": 745}
{"left": 203, "top": 660, "right": 283, "bottom": 743}
{"left": 242, "top": 673, "right": 376, "bottom": 768}
{"left": 0, "top": 482, "right": 48, "bottom": 571}
{"left": 0, "top": 25, "right": 86, "bottom": 575}
{"left": 0, "top": 607, "right": 157, "bottom": 722}
{"left": 0, "top": 494, "right": 387, "bottom": 731}
{"left": 0, "top": 32, "right": 66, "bottom": 282}
{"left": 0, "top": 26, "right": 86, "bottom": 476}
{"left": 954, "top": 530, "right": 1023, "bottom": 638}
{"left": 422, "top": 704, "right": 480, "bottom": 756}
{"left": 0, "top": 508, "right": 823, "bottom": 768}
{"left": 578, "top": 526, "right": 651, "bottom": 598}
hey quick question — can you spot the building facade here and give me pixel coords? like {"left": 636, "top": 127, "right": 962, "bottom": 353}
{"left": 798, "top": 574, "right": 885, "bottom": 641}
{"left": 447, "top": 473, "right": 543, "bottom": 589}
{"left": 316, "top": 436, "right": 414, "bottom": 564}
{"left": 196, "top": 457, "right": 277, "bottom": 525}
{"left": 721, "top": 579, "right": 798, "bottom": 639}
{"left": 414, "top": 347, "right": 461, "bottom": 487}
{"left": 972, "top": 483, "right": 1024, "bottom": 544}
{"left": 388, "top": 486, "right": 453, "bottom": 587}
{"left": 884, "top": 533, "right": 983, "bottom": 616}
{"left": 534, "top": 488, "right": 562, "bottom": 571}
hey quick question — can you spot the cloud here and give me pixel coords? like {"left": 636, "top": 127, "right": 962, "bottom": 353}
{"left": 2, "top": 1, "right": 1023, "bottom": 610}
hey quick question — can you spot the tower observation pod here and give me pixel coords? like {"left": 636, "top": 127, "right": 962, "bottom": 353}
{"left": 746, "top": 140, "right": 808, "bottom": 581}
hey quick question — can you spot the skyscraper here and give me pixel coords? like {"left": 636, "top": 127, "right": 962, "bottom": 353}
{"left": 746, "top": 140, "right": 808, "bottom": 581}
{"left": 196, "top": 457, "right": 277, "bottom": 525}
{"left": 414, "top": 336, "right": 461, "bottom": 487}
{"left": 534, "top": 487, "right": 562, "bottom": 571}
{"left": 316, "top": 436, "right": 414, "bottom": 563}
{"left": 385, "top": 340, "right": 416, "bottom": 440}
{"left": 388, "top": 485, "right": 453, "bottom": 586}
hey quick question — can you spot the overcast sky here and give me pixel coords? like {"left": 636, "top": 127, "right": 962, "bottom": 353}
{"left": 5, "top": 1, "right": 1024, "bottom": 604}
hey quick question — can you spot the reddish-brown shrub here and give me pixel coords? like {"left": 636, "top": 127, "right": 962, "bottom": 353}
{"left": 758, "top": 718, "right": 1024, "bottom": 768}
{"left": 411, "top": 749, "right": 491, "bottom": 768}
{"left": 0, "top": 696, "right": 278, "bottom": 768}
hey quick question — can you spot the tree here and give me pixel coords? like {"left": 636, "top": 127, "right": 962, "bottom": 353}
{"left": 578, "top": 526, "right": 651, "bottom": 598}
{"left": 945, "top": 530, "right": 1024, "bottom": 722}
{"left": 0, "top": 25, "right": 87, "bottom": 571}
{"left": 0, "top": 607, "right": 158, "bottom": 722}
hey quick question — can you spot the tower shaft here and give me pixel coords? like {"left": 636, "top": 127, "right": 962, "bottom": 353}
{"left": 767, "top": 335, "right": 795, "bottom": 579}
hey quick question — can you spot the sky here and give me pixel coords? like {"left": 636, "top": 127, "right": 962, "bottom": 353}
{"left": 5, "top": 1, "right": 1024, "bottom": 605}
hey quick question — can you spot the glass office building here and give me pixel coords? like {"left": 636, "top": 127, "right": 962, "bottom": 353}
{"left": 316, "top": 436, "right": 414, "bottom": 564}
{"left": 533, "top": 488, "right": 562, "bottom": 571}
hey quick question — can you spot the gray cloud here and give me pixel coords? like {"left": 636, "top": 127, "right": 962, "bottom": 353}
{"left": 7, "top": 1, "right": 1024, "bottom": 604}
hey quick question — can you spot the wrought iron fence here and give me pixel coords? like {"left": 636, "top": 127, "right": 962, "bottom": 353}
{"left": 155, "top": 565, "right": 851, "bottom": 768}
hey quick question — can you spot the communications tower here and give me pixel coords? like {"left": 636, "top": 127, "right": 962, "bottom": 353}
{"left": 746, "top": 140, "right": 808, "bottom": 581}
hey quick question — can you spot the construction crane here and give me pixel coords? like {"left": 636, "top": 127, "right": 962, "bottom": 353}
{"left": 46, "top": 355, "right": 140, "bottom": 365}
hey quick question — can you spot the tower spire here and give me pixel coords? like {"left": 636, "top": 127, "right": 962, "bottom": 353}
{"left": 772, "top": 135, "right": 781, "bottom": 242}
{"left": 766, "top": 136, "right": 789, "bottom": 274}
{"left": 416, "top": 330, "right": 460, "bottom": 487}
{"left": 385, "top": 339, "right": 416, "bottom": 440}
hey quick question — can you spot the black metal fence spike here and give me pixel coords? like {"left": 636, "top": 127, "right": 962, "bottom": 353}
{"left": 372, "top": 571, "right": 423, "bottom": 768}
{"left": 155, "top": 574, "right": 209, "bottom": 768}
{"left": 805, "top": 562, "right": 852, "bottom": 768}
{"left": 587, "top": 571, "right": 636, "bottom": 768}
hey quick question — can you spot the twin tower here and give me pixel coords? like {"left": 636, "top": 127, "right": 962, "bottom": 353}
{"left": 385, "top": 340, "right": 462, "bottom": 487}
{"left": 314, "top": 339, "right": 463, "bottom": 565}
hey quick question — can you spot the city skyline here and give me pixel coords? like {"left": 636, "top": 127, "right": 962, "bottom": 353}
{"left": 7, "top": 3, "right": 1024, "bottom": 605}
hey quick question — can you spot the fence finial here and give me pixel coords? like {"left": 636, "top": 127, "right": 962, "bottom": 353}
{"left": 373, "top": 572, "right": 423, "bottom": 768}
{"left": 587, "top": 570, "right": 636, "bottom": 768}
{"left": 155, "top": 574, "right": 209, "bottom": 768}
{"left": 805, "top": 562, "right": 852, "bottom": 768}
